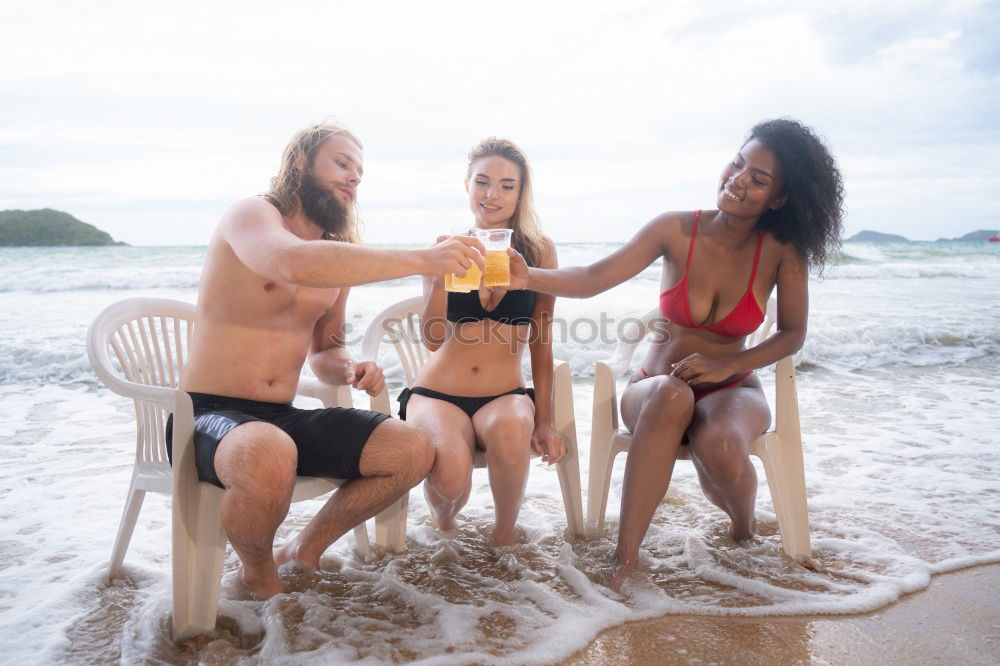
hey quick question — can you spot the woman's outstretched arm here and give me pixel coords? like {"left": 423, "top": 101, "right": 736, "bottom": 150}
{"left": 508, "top": 214, "right": 677, "bottom": 298}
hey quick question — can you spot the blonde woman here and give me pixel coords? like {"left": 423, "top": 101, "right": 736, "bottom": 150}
{"left": 399, "top": 138, "right": 565, "bottom": 546}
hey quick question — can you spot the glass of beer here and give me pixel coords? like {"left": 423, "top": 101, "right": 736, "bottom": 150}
{"left": 482, "top": 228, "right": 513, "bottom": 287}
{"left": 445, "top": 228, "right": 485, "bottom": 292}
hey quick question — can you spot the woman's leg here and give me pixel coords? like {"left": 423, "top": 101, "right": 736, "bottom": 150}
{"left": 471, "top": 393, "right": 536, "bottom": 546}
{"left": 686, "top": 382, "right": 770, "bottom": 542}
{"left": 404, "top": 394, "right": 476, "bottom": 533}
{"left": 610, "top": 375, "right": 694, "bottom": 590}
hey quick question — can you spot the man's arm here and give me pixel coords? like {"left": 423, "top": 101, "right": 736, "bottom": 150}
{"left": 308, "top": 288, "right": 385, "bottom": 396}
{"left": 221, "top": 198, "right": 485, "bottom": 288}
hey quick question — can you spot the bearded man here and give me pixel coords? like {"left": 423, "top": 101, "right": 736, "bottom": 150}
{"left": 170, "top": 121, "right": 483, "bottom": 599}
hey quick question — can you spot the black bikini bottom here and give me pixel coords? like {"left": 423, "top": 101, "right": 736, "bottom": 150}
{"left": 397, "top": 386, "right": 535, "bottom": 421}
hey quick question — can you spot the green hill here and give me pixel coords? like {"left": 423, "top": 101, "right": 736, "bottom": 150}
{"left": 0, "top": 209, "right": 125, "bottom": 246}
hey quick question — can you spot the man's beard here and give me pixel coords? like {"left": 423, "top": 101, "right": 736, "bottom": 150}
{"left": 298, "top": 171, "right": 352, "bottom": 239}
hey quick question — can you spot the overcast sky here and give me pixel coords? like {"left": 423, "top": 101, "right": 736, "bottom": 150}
{"left": 2, "top": 0, "right": 997, "bottom": 245}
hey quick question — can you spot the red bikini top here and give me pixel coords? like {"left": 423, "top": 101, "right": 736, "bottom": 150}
{"left": 659, "top": 210, "right": 765, "bottom": 338}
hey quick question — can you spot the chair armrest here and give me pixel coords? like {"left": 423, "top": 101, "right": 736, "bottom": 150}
{"left": 297, "top": 377, "right": 353, "bottom": 409}
{"left": 591, "top": 360, "right": 619, "bottom": 438}
{"left": 773, "top": 355, "right": 801, "bottom": 437}
{"left": 369, "top": 388, "right": 392, "bottom": 416}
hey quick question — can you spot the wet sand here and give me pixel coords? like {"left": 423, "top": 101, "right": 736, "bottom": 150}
{"left": 562, "top": 564, "right": 1000, "bottom": 665}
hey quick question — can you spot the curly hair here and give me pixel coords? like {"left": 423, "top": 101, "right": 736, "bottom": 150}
{"left": 466, "top": 137, "right": 545, "bottom": 267}
{"left": 746, "top": 118, "right": 845, "bottom": 273}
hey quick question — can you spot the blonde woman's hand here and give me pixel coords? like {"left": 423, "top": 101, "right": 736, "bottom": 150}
{"left": 530, "top": 423, "right": 566, "bottom": 465}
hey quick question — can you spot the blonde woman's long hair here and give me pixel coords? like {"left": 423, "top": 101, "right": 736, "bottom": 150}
{"left": 267, "top": 121, "right": 364, "bottom": 244}
{"left": 466, "top": 137, "right": 545, "bottom": 267}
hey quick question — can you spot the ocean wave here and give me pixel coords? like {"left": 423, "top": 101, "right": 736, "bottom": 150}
{"left": 0, "top": 273, "right": 201, "bottom": 293}
{"left": 0, "top": 246, "right": 205, "bottom": 293}
{"left": 801, "top": 325, "right": 1000, "bottom": 370}
{"left": 0, "top": 344, "right": 99, "bottom": 387}
{"left": 825, "top": 262, "right": 995, "bottom": 280}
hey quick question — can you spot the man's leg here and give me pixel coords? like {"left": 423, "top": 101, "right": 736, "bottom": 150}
{"left": 213, "top": 421, "right": 298, "bottom": 599}
{"left": 276, "top": 418, "right": 434, "bottom": 568}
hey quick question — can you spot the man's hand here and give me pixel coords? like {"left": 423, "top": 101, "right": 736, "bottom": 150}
{"left": 421, "top": 235, "right": 486, "bottom": 278}
{"left": 346, "top": 360, "right": 386, "bottom": 397}
{"left": 530, "top": 423, "right": 566, "bottom": 465}
{"left": 506, "top": 247, "right": 529, "bottom": 290}
{"left": 327, "top": 359, "right": 386, "bottom": 396}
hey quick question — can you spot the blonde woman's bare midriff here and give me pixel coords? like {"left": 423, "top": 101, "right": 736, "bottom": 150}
{"left": 414, "top": 319, "right": 529, "bottom": 397}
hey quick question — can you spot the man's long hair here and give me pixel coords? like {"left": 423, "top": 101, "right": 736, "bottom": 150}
{"left": 267, "top": 121, "right": 364, "bottom": 244}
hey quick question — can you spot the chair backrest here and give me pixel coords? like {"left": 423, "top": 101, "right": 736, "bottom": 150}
{"left": 361, "top": 296, "right": 426, "bottom": 385}
{"left": 604, "top": 297, "right": 778, "bottom": 378}
{"left": 87, "top": 298, "right": 195, "bottom": 465}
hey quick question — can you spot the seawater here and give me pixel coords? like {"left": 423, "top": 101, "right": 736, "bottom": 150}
{"left": 1, "top": 242, "right": 998, "bottom": 664}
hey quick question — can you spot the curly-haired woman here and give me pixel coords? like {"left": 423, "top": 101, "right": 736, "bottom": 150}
{"left": 508, "top": 119, "right": 845, "bottom": 588}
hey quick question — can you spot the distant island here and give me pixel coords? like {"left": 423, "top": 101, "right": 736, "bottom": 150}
{"left": 0, "top": 209, "right": 125, "bottom": 246}
{"left": 846, "top": 230, "right": 910, "bottom": 243}
{"left": 846, "top": 229, "right": 998, "bottom": 243}
{"left": 935, "top": 230, "right": 998, "bottom": 242}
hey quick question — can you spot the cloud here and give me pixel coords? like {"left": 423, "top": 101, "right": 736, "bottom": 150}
{"left": 1, "top": 0, "right": 997, "bottom": 244}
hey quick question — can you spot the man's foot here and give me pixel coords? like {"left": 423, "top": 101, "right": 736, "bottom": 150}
{"left": 236, "top": 565, "right": 287, "bottom": 600}
{"left": 274, "top": 537, "right": 320, "bottom": 570}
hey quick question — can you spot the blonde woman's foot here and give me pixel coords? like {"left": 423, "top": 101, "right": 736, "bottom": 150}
{"left": 728, "top": 517, "right": 757, "bottom": 544}
{"left": 491, "top": 525, "right": 517, "bottom": 547}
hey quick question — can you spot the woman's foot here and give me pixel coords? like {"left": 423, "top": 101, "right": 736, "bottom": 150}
{"left": 728, "top": 516, "right": 757, "bottom": 544}
{"left": 491, "top": 524, "right": 517, "bottom": 547}
{"left": 599, "top": 554, "right": 638, "bottom": 592}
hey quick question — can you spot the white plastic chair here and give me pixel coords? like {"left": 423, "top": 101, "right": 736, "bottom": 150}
{"left": 86, "top": 297, "right": 404, "bottom": 640}
{"left": 587, "top": 297, "right": 810, "bottom": 559}
{"left": 360, "top": 296, "right": 587, "bottom": 549}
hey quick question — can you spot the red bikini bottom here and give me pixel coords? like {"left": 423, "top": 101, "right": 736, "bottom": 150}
{"left": 639, "top": 367, "right": 754, "bottom": 402}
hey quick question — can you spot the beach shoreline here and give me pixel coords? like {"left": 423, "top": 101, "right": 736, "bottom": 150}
{"left": 561, "top": 563, "right": 1000, "bottom": 665}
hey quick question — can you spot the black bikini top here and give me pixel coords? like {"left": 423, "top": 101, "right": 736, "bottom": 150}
{"left": 446, "top": 289, "right": 537, "bottom": 326}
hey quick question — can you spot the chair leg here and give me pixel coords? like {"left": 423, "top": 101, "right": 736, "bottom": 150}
{"left": 172, "top": 484, "right": 227, "bottom": 640}
{"left": 108, "top": 481, "right": 145, "bottom": 579}
{"left": 553, "top": 361, "right": 586, "bottom": 539}
{"left": 757, "top": 435, "right": 811, "bottom": 560}
{"left": 374, "top": 493, "right": 409, "bottom": 553}
{"left": 352, "top": 521, "right": 371, "bottom": 558}
{"left": 587, "top": 362, "right": 619, "bottom": 535}
{"left": 587, "top": 436, "right": 619, "bottom": 534}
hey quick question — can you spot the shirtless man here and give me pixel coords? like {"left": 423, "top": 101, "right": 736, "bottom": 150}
{"left": 168, "top": 121, "right": 485, "bottom": 599}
